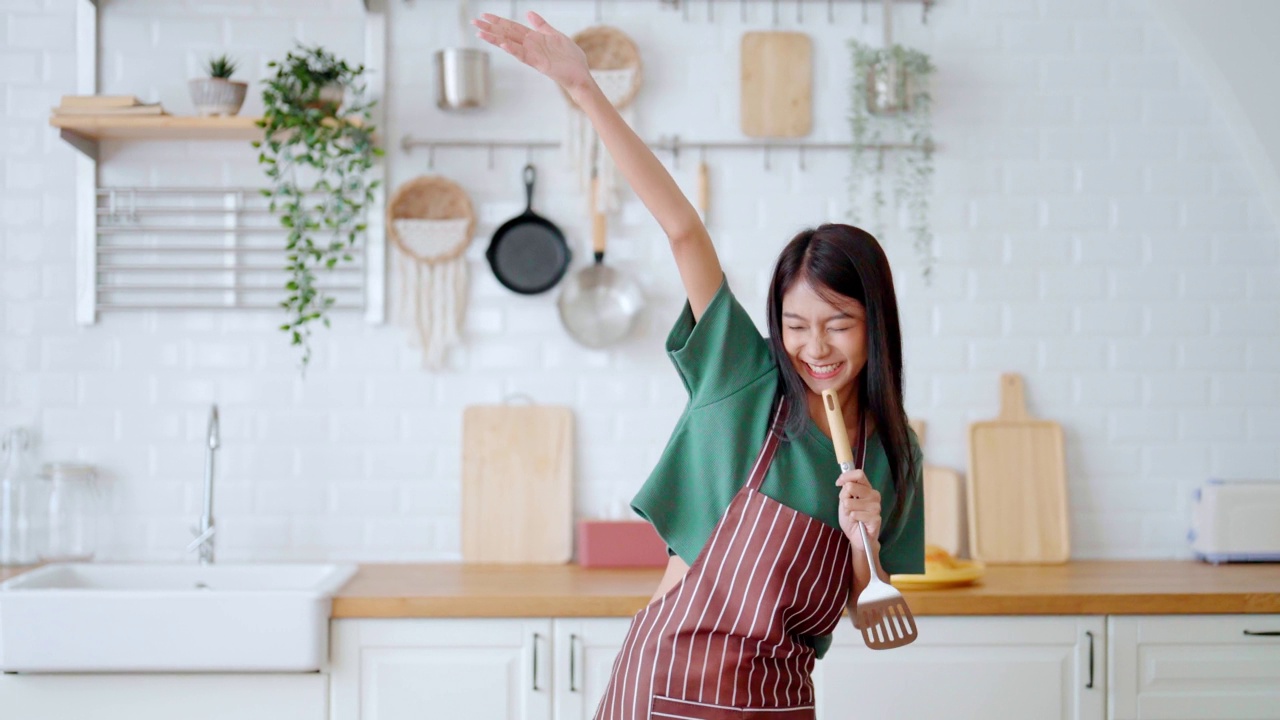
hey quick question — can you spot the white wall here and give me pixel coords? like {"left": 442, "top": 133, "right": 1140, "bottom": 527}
{"left": 2, "top": 0, "right": 1277, "bottom": 562}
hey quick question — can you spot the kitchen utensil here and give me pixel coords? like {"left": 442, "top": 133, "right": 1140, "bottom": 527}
{"left": 967, "top": 373, "right": 1070, "bottom": 564}
{"left": 563, "top": 25, "right": 643, "bottom": 215}
{"left": 924, "top": 465, "right": 965, "bottom": 557}
{"left": 388, "top": 175, "right": 475, "bottom": 369}
{"left": 556, "top": 175, "right": 644, "bottom": 348}
{"left": 740, "top": 31, "right": 812, "bottom": 138}
{"left": 821, "top": 389, "right": 918, "bottom": 650}
{"left": 435, "top": 48, "right": 489, "bottom": 110}
{"left": 461, "top": 401, "right": 574, "bottom": 563}
{"left": 485, "top": 164, "right": 571, "bottom": 295}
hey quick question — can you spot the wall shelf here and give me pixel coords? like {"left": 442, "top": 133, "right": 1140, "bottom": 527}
{"left": 51, "top": 115, "right": 261, "bottom": 156}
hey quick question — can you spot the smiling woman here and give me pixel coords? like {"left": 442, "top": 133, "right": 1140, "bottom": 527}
{"left": 472, "top": 9, "right": 922, "bottom": 719}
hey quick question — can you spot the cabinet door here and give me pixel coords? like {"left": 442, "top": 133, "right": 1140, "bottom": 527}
{"left": 1109, "top": 615, "right": 1280, "bottom": 720}
{"left": 815, "top": 616, "right": 1104, "bottom": 720}
{"left": 552, "top": 618, "right": 631, "bottom": 720}
{"left": 330, "top": 618, "right": 553, "bottom": 720}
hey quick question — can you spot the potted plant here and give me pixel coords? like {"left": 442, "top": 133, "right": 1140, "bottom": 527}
{"left": 254, "top": 44, "right": 382, "bottom": 374}
{"left": 847, "top": 40, "right": 936, "bottom": 283}
{"left": 189, "top": 54, "right": 248, "bottom": 116}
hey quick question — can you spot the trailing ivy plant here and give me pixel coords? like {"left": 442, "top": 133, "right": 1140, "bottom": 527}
{"left": 254, "top": 44, "right": 382, "bottom": 374}
{"left": 848, "top": 40, "right": 936, "bottom": 283}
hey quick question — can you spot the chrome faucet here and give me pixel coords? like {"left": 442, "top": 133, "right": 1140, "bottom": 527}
{"left": 187, "top": 404, "right": 219, "bottom": 564}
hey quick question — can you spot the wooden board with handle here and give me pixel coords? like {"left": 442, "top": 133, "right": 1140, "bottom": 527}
{"left": 740, "top": 31, "right": 812, "bottom": 138}
{"left": 909, "top": 418, "right": 966, "bottom": 557}
{"left": 462, "top": 403, "right": 574, "bottom": 563}
{"left": 967, "top": 374, "right": 1070, "bottom": 564}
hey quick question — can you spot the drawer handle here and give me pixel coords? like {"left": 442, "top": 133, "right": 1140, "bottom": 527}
{"left": 532, "top": 632, "right": 543, "bottom": 692}
{"left": 1243, "top": 630, "right": 1280, "bottom": 637}
{"left": 569, "top": 633, "right": 581, "bottom": 693}
{"left": 1085, "top": 630, "right": 1095, "bottom": 689}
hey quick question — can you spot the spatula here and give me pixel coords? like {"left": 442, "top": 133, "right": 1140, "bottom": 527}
{"left": 822, "top": 389, "right": 918, "bottom": 650}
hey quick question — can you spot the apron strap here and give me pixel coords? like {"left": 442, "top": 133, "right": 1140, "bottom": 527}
{"left": 744, "top": 393, "right": 870, "bottom": 493}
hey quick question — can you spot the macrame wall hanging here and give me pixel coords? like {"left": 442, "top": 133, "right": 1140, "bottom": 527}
{"left": 387, "top": 176, "right": 476, "bottom": 370}
{"left": 561, "top": 25, "right": 643, "bottom": 216}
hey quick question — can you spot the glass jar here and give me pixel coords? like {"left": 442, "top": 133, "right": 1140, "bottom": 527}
{"left": 0, "top": 427, "right": 47, "bottom": 565}
{"left": 40, "top": 462, "right": 101, "bottom": 562}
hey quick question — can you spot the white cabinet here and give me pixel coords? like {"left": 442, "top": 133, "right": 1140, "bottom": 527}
{"left": 330, "top": 617, "right": 631, "bottom": 720}
{"left": 1109, "top": 615, "right": 1280, "bottom": 720}
{"left": 815, "top": 616, "right": 1105, "bottom": 720}
{"left": 0, "top": 673, "right": 327, "bottom": 720}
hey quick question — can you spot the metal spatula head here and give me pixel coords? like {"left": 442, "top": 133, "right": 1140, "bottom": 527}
{"left": 821, "top": 389, "right": 919, "bottom": 651}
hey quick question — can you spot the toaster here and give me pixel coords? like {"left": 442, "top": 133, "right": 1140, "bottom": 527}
{"left": 1189, "top": 479, "right": 1280, "bottom": 563}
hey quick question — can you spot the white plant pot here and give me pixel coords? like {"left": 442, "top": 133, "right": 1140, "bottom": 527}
{"left": 188, "top": 77, "right": 248, "bottom": 117}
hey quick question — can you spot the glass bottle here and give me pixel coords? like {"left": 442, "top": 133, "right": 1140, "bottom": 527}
{"left": 0, "top": 427, "right": 47, "bottom": 565}
{"left": 41, "top": 463, "right": 101, "bottom": 562}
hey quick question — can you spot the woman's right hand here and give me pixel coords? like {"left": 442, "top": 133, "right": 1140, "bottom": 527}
{"left": 472, "top": 11, "right": 592, "bottom": 94}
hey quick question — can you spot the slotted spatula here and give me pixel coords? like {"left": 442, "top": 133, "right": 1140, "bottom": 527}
{"left": 822, "top": 389, "right": 918, "bottom": 650}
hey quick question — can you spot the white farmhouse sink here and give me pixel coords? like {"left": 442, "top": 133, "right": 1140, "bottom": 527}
{"left": 0, "top": 562, "right": 357, "bottom": 673}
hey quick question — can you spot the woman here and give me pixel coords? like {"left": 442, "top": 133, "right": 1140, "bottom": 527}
{"left": 474, "top": 11, "right": 924, "bottom": 719}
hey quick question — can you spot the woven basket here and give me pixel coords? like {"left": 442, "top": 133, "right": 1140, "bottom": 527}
{"left": 387, "top": 176, "right": 476, "bottom": 263}
{"left": 560, "top": 25, "right": 643, "bottom": 109}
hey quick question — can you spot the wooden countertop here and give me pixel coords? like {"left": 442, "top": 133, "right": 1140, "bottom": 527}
{"left": 331, "top": 560, "right": 1280, "bottom": 618}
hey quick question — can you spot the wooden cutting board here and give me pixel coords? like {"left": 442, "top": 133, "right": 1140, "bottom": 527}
{"left": 924, "top": 465, "right": 965, "bottom": 557}
{"left": 462, "top": 404, "right": 574, "bottom": 563}
{"left": 967, "top": 374, "right": 1070, "bottom": 564}
{"left": 909, "top": 418, "right": 965, "bottom": 557}
{"left": 740, "top": 31, "right": 812, "bottom": 138}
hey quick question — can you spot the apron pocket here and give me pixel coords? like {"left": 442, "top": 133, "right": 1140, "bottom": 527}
{"left": 650, "top": 696, "right": 815, "bottom": 720}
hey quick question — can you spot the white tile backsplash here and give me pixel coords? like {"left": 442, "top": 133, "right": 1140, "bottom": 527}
{"left": 2, "top": 0, "right": 1278, "bottom": 562}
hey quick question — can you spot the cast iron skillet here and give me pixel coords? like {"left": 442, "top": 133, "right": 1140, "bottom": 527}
{"left": 485, "top": 164, "right": 570, "bottom": 295}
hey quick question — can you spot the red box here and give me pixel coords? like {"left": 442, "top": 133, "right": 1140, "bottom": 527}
{"left": 576, "top": 520, "right": 669, "bottom": 568}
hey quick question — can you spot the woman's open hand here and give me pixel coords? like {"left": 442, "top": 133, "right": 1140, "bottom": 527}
{"left": 472, "top": 11, "right": 591, "bottom": 94}
{"left": 836, "top": 469, "right": 882, "bottom": 553}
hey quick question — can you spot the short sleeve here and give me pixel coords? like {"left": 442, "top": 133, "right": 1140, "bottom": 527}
{"left": 876, "top": 432, "right": 925, "bottom": 575}
{"left": 665, "top": 276, "right": 774, "bottom": 408}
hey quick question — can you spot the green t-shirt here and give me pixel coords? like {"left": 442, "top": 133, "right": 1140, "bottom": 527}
{"left": 630, "top": 277, "right": 925, "bottom": 659}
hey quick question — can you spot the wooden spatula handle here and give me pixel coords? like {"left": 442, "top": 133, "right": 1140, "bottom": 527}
{"left": 821, "top": 389, "right": 854, "bottom": 470}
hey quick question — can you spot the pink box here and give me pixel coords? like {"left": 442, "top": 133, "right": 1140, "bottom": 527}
{"left": 576, "top": 520, "right": 669, "bottom": 568}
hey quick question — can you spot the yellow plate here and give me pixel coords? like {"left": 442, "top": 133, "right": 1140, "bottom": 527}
{"left": 890, "top": 559, "right": 985, "bottom": 591}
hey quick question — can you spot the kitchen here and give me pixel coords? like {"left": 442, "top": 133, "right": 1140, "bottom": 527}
{"left": 1, "top": 0, "right": 1278, "bottom": 719}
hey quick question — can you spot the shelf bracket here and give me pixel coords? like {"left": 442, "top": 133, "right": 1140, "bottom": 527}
{"left": 59, "top": 129, "right": 98, "bottom": 161}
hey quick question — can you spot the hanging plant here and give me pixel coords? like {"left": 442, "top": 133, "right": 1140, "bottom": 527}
{"left": 848, "top": 40, "right": 936, "bottom": 283}
{"left": 254, "top": 43, "right": 382, "bottom": 374}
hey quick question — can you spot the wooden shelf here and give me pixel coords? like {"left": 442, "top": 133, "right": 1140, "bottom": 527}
{"left": 50, "top": 114, "right": 263, "bottom": 143}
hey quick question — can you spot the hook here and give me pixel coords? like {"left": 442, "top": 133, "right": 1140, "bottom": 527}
{"left": 708, "top": 0, "right": 714, "bottom": 22}
{"left": 763, "top": 144, "right": 772, "bottom": 172}
{"left": 772, "top": 0, "right": 779, "bottom": 25}
{"left": 700, "top": 144, "right": 707, "bottom": 163}
{"left": 828, "top": 0, "right": 835, "bottom": 24}
{"left": 861, "top": 0, "right": 868, "bottom": 23}
{"left": 797, "top": 0, "right": 803, "bottom": 24}
{"left": 526, "top": 144, "right": 533, "bottom": 164}
{"left": 510, "top": 0, "right": 516, "bottom": 19}
{"left": 427, "top": 144, "right": 435, "bottom": 170}
{"left": 671, "top": 134, "right": 681, "bottom": 171}
{"left": 595, "top": 0, "right": 602, "bottom": 23}
{"left": 487, "top": 143, "right": 495, "bottom": 171}
{"left": 922, "top": 0, "right": 930, "bottom": 24}
{"left": 741, "top": 0, "right": 747, "bottom": 23}
{"left": 798, "top": 144, "right": 806, "bottom": 171}
{"left": 683, "top": 0, "right": 689, "bottom": 21}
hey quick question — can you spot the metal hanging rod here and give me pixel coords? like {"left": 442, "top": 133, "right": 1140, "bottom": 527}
{"left": 97, "top": 265, "right": 363, "bottom": 274}
{"left": 450, "top": 0, "right": 936, "bottom": 25}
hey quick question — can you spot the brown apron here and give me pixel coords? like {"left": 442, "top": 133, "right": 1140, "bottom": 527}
{"left": 594, "top": 397, "right": 866, "bottom": 720}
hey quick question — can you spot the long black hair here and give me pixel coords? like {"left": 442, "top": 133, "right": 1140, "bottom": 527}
{"left": 765, "top": 223, "right": 916, "bottom": 527}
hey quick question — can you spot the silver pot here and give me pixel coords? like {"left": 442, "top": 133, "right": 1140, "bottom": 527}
{"left": 435, "top": 48, "right": 489, "bottom": 111}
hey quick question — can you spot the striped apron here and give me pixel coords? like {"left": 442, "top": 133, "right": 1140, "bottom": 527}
{"left": 594, "top": 397, "right": 866, "bottom": 720}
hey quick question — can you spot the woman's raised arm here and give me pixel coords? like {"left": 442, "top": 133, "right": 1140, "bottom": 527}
{"left": 473, "top": 11, "right": 723, "bottom": 320}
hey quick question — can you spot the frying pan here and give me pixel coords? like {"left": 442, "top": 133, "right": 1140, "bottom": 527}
{"left": 557, "top": 176, "right": 644, "bottom": 348}
{"left": 486, "top": 164, "right": 571, "bottom": 295}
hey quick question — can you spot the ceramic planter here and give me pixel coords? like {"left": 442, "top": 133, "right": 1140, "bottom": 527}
{"left": 188, "top": 77, "right": 248, "bottom": 117}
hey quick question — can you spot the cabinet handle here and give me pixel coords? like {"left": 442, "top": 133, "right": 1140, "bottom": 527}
{"left": 1085, "top": 630, "right": 1095, "bottom": 689}
{"left": 569, "top": 633, "right": 581, "bottom": 692}
{"left": 1243, "top": 630, "right": 1280, "bottom": 637}
{"left": 532, "top": 632, "right": 543, "bottom": 692}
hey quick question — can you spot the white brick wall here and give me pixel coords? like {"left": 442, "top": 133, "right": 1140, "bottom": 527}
{"left": 2, "top": 0, "right": 1277, "bottom": 562}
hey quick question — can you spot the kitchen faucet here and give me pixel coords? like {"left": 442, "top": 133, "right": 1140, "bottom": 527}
{"left": 186, "top": 404, "right": 218, "bottom": 564}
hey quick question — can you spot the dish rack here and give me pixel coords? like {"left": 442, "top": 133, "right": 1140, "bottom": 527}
{"left": 89, "top": 186, "right": 375, "bottom": 315}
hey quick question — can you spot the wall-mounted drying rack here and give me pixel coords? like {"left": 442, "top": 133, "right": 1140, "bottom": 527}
{"left": 400, "top": 135, "right": 932, "bottom": 171}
